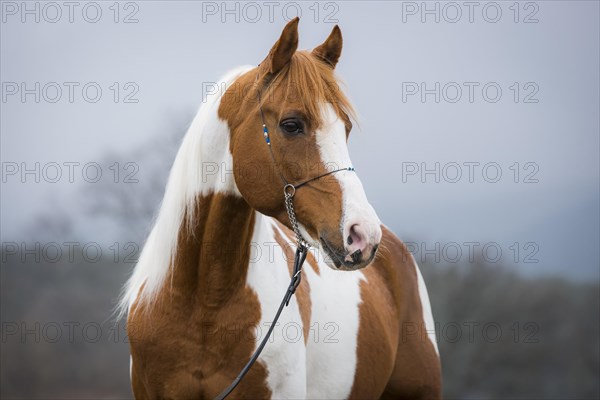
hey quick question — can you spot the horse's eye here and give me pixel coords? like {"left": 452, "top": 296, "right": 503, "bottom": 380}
{"left": 280, "top": 119, "right": 303, "bottom": 135}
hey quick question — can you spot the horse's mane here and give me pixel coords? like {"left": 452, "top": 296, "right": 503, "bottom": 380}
{"left": 116, "top": 66, "right": 253, "bottom": 319}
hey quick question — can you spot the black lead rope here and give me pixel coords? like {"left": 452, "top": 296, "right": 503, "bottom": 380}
{"left": 214, "top": 71, "right": 354, "bottom": 400}
{"left": 214, "top": 244, "right": 308, "bottom": 400}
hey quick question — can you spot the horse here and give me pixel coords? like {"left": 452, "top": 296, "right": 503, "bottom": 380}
{"left": 120, "top": 17, "right": 441, "bottom": 399}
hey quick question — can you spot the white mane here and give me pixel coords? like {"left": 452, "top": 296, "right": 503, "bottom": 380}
{"left": 117, "top": 65, "right": 253, "bottom": 318}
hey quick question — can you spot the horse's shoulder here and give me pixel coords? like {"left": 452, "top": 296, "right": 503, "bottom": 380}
{"left": 378, "top": 225, "right": 419, "bottom": 279}
{"left": 365, "top": 225, "right": 422, "bottom": 312}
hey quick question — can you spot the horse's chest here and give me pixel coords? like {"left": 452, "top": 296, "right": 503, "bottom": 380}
{"left": 246, "top": 245, "right": 365, "bottom": 399}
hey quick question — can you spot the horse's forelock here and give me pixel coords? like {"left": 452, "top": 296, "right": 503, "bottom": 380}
{"left": 258, "top": 51, "right": 356, "bottom": 128}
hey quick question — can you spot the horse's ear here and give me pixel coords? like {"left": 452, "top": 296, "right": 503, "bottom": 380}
{"left": 263, "top": 17, "right": 299, "bottom": 74}
{"left": 312, "top": 25, "right": 343, "bottom": 68}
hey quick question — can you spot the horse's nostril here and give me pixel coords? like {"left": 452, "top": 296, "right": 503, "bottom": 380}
{"left": 348, "top": 224, "right": 365, "bottom": 249}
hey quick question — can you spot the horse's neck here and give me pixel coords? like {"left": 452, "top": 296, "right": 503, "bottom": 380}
{"left": 168, "top": 68, "right": 260, "bottom": 306}
{"left": 125, "top": 66, "right": 259, "bottom": 313}
{"left": 169, "top": 193, "right": 256, "bottom": 307}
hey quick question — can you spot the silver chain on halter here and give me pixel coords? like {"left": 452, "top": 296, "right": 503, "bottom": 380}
{"left": 283, "top": 184, "right": 309, "bottom": 249}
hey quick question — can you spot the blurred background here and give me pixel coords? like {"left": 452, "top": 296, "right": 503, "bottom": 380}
{"left": 1, "top": 1, "right": 598, "bottom": 398}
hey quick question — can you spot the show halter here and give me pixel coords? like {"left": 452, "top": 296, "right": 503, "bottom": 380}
{"left": 215, "top": 72, "right": 355, "bottom": 400}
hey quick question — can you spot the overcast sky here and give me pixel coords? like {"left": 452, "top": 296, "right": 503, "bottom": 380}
{"left": 1, "top": 1, "right": 598, "bottom": 280}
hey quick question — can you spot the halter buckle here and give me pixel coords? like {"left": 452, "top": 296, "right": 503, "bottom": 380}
{"left": 283, "top": 184, "right": 296, "bottom": 198}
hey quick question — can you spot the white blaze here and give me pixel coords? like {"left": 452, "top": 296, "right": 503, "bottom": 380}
{"left": 314, "top": 104, "right": 382, "bottom": 256}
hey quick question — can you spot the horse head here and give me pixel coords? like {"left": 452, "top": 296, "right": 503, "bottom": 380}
{"left": 220, "top": 18, "right": 382, "bottom": 270}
